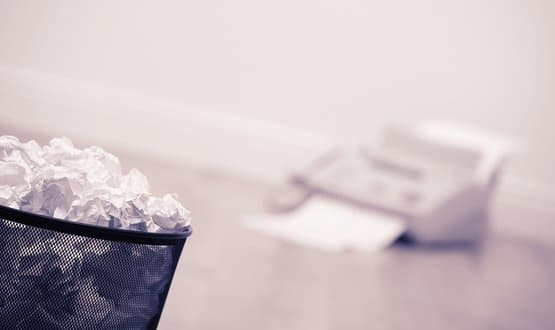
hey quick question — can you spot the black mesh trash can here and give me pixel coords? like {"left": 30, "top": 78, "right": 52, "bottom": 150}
{"left": 0, "top": 204, "right": 191, "bottom": 330}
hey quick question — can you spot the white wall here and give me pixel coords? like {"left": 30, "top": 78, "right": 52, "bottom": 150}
{"left": 0, "top": 0, "right": 554, "bottom": 184}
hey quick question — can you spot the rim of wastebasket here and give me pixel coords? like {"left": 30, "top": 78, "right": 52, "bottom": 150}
{"left": 0, "top": 204, "right": 192, "bottom": 245}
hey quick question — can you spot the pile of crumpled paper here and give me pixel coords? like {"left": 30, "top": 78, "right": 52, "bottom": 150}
{"left": 0, "top": 135, "right": 190, "bottom": 328}
{"left": 0, "top": 135, "right": 191, "bottom": 232}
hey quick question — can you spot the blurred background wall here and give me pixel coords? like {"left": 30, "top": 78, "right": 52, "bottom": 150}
{"left": 0, "top": 0, "right": 554, "bottom": 186}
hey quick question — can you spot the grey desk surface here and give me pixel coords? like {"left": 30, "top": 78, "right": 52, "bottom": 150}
{"left": 113, "top": 153, "right": 555, "bottom": 330}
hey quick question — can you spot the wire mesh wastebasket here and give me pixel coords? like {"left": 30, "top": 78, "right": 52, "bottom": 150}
{"left": 0, "top": 204, "right": 191, "bottom": 330}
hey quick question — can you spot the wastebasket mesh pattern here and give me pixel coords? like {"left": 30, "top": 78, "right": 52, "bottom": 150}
{"left": 0, "top": 216, "right": 186, "bottom": 330}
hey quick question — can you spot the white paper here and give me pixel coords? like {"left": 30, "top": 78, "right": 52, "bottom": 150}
{"left": 416, "top": 120, "right": 518, "bottom": 185}
{"left": 243, "top": 197, "right": 406, "bottom": 252}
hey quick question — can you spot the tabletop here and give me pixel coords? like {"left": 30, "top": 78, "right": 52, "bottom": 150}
{"left": 115, "top": 152, "right": 555, "bottom": 330}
